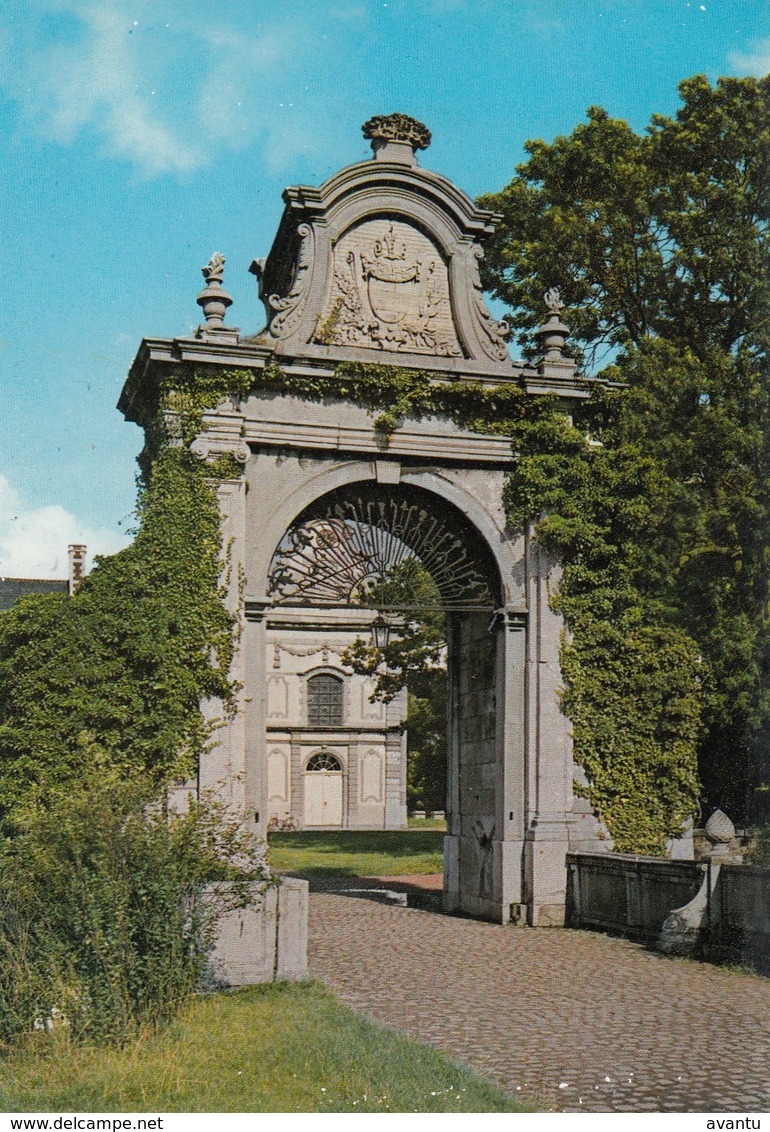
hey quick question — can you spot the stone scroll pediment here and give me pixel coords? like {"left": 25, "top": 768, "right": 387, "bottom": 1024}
{"left": 252, "top": 121, "right": 514, "bottom": 376}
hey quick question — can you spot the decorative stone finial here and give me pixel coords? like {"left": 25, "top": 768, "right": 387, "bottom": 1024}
{"left": 704, "top": 808, "right": 743, "bottom": 862}
{"left": 363, "top": 113, "right": 431, "bottom": 149}
{"left": 704, "top": 808, "right": 735, "bottom": 845}
{"left": 363, "top": 114, "right": 431, "bottom": 165}
{"left": 536, "top": 288, "right": 571, "bottom": 363}
{"left": 544, "top": 287, "right": 565, "bottom": 316}
{"left": 196, "top": 252, "right": 234, "bottom": 334}
{"left": 202, "top": 251, "right": 226, "bottom": 285}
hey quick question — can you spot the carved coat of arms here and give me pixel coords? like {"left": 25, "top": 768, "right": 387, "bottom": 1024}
{"left": 317, "top": 221, "right": 462, "bottom": 357}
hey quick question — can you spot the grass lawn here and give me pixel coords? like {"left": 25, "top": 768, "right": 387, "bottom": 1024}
{"left": 268, "top": 828, "right": 444, "bottom": 876}
{"left": 0, "top": 982, "right": 526, "bottom": 1113}
{"left": 407, "top": 815, "right": 447, "bottom": 830}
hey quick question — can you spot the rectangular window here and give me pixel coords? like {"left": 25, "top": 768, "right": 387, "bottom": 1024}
{"left": 307, "top": 674, "right": 344, "bottom": 726}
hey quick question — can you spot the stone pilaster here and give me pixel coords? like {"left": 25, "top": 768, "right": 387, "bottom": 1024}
{"left": 523, "top": 537, "right": 573, "bottom": 925}
{"left": 243, "top": 598, "right": 271, "bottom": 838}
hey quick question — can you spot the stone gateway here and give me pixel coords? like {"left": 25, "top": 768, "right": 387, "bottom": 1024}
{"left": 120, "top": 114, "right": 607, "bottom": 926}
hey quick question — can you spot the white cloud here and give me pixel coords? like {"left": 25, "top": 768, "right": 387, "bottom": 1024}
{"left": 729, "top": 39, "right": 770, "bottom": 78}
{"left": 0, "top": 0, "right": 361, "bottom": 176}
{"left": 6, "top": 3, "right": 205, "bottom": 174}
{"left": 0, "top": 474, "right": 131, "bottom": 579}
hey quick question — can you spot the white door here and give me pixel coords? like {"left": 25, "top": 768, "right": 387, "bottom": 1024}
{"left": 305, "top": 772, "right": 343, "bottom": 826}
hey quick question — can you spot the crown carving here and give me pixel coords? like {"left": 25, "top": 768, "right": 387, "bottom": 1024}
{"left": 373, "top": 224, "right": 406, "bottom": 262}
{"left": 362, "top": 113, "right": 431, "bottom": 151}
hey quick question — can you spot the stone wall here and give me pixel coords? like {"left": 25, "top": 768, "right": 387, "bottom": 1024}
{"left": 566, "top": 852, "right": 704, "bottom": 941}
{"left": 206, "top": 877, "right": 308, "bottom": 986}
{"left": 566, "top": 852, "right": 770, "bottom": 974}
{"left": 707, "top": 864, "right": 770, "bottom": 973}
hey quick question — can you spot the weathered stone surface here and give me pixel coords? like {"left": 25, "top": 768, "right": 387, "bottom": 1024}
{"left": 247, "top": 118, "right": 529, "bottom": 377}
{"left": 317, "top": 218, "right": 462, "bottom": 357}
{"left": 206, "top": 877, "right": 309, "bottom": 986}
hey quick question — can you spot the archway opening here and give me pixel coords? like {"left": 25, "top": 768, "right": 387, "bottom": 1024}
{"left": 268, "top": 481, "right": 500, "bottom": 612}
{"left": 265, "top": 481, "right": 507, "bottom": 919}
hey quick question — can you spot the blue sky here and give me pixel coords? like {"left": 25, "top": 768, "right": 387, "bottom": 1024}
{"left": 1, "top": 0, "right": 768, "bottom": 577}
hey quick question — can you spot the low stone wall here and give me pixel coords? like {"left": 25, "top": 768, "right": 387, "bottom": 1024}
{"left": 566, "top": 852, "right": 770, "bottom": 974}
{"left": 708, "top": 864, "right": 770, "bottom": 973}
{"left": 566, "top": 852, "right": 704, "bottom": 940}
{"left": 206, "top": 877, "right": 309, "bottom": 986}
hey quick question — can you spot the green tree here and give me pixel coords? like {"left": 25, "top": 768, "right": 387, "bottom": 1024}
{"left": 482, "top": 74, "right": 770, "bottom": 823}
{"left": 405, "top": 679, "right": 447, "bottom": 815}
{"left": 481, "top": 74, "right": 770, "bottom": 365}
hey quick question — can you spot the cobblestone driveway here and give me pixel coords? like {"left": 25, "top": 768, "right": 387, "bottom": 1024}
{"left": 308, "top": 887, "right": 770, "bottom": 1112}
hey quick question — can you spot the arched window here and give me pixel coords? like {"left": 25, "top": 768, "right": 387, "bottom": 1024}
{"left": 306, "top": 751, "right": 343, "bottom": 772}
{"left": 307, "top": 673, "right": 344, "bottom": 726}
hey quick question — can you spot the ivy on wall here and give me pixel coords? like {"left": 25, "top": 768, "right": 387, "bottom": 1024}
{"left": 206, "top": 358, "right": 702, "bottom": 854}
{"left": 0, "top": 445, "right": 238, "bottom": 829}
{"left": 0, "top": 356, "right": 703, "bottom": 853}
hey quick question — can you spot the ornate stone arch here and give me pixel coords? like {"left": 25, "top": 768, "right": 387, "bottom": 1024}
{"left": 266, "top": 480, "right": 503, "bottom": 613}
{"left": 121, "top": 113, "right": 583, "bottom": 925}
{"left": 248, "top": 461, "right": 516, "bottom": 611}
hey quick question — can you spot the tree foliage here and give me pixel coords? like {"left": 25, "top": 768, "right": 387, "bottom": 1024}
{"left": 341, "top": 560, "right": 446, "bottom": 699}
{"left": 481, "top": 74, "right": 770, "bottom": 365}
{"left": 340, "top": 559, "right": 449, "bottom": 812}
{"left": 405, "top": 678, "right": 447, "bottom": 816}
{"left": 483, "top": 74, "right": 770, "bottom": 825}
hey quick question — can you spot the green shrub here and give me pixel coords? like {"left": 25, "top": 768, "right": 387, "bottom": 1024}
{"left": 0, "top": 769, "right": 269, "bottom": 1048}
{"left": 745, "top": 823, "right": 770, "bottom": 868}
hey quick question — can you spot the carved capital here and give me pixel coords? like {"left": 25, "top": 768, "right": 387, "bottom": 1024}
{"left": 189, "top": 438, "right": 210, "bottom": 460}
{"left": 189, "top": 437, "right": 250, "bottom": 465}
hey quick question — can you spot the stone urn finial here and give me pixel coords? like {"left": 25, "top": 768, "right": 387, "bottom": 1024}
{"left": 536, "top": 288, "right": 571, "bottom": 361}
{"left": 196, "top": 251, "right": 234, "bottom": 332}
{"left": 362, "top": 113, "right": 431, "bottom": 166}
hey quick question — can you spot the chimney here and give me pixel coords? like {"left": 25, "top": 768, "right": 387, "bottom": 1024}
{"left": 68, "top": 544, "right": 87, "bottom": 596}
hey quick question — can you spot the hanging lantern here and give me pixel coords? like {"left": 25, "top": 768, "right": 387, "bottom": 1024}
{"left": 371, "top": 614, "right": 391, "bottom": 650}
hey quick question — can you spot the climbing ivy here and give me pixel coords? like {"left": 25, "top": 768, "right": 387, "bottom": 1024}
{"left": 0, "top": 445, "right": 239, "bottom": 829}
{"left": 224, "top": 361, "right": 542, "bottom": 437}
{"left": 159, "top": 367, "right": 254, "bottom": 445}
{"left": 208, "top": 358, "right": 702, "bottom": 853}
{"left": 0, "top": 353, "right": 703, "bottom": 852}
